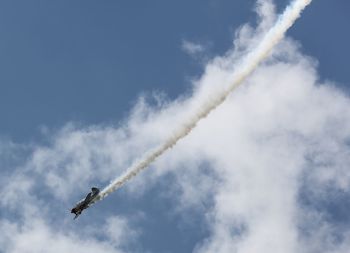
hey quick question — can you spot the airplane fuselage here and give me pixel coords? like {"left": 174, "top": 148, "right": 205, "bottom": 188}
{"left": 71, "top": 187, "right": 100, "bottom": 219}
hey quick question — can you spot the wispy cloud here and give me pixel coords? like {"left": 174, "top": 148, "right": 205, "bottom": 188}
{"left": 182, "top": 40, "right": 206, "bottom": 56}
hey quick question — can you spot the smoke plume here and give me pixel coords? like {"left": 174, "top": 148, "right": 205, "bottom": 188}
{"left": 97, "top": 0, "right": 313, "bottom": 202}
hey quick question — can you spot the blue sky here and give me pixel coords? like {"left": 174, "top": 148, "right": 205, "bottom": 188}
{"left": 0, "top": 0, "right": 349, "bottom": 142}
{"left": 1, "top": 1, "right": 350, "bottom": 253}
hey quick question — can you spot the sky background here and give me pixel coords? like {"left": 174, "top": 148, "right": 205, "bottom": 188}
{"left": 1, "top": 1, "right": 350, "bottom": 253}
{"left": 0, "top": 0, "right": 349, "bottom": 142}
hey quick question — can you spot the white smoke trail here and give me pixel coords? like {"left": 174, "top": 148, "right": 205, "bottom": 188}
{"left": 97, "top": 0, "right": 312, "bottom": 201}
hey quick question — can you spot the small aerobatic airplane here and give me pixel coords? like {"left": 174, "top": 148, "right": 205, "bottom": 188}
{"left": 71, "top": 187, "right": 100, "bottom": 219}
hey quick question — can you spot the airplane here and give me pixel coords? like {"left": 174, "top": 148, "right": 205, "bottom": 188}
{"left": 71, "top": 187, "right": 100, "bottom": 219}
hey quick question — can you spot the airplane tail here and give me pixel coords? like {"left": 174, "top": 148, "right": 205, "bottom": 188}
{"left": 91, "top": 187, "right": 100, "bottom": 194}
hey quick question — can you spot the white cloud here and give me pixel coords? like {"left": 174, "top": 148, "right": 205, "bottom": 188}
{"left": 1, "top": 0, "right": 350, "bottom": 252}
{"left": 0, "top": 218, "right": 127, "bottom": 253}
{"left": 182, "top": 40, "right": 206, "bottom": 57}
{"left": 104, "top": 216, "right": 140, "bottom": 248}
{"left": 0, "top": 170, "right": 139, "bottom": 253}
